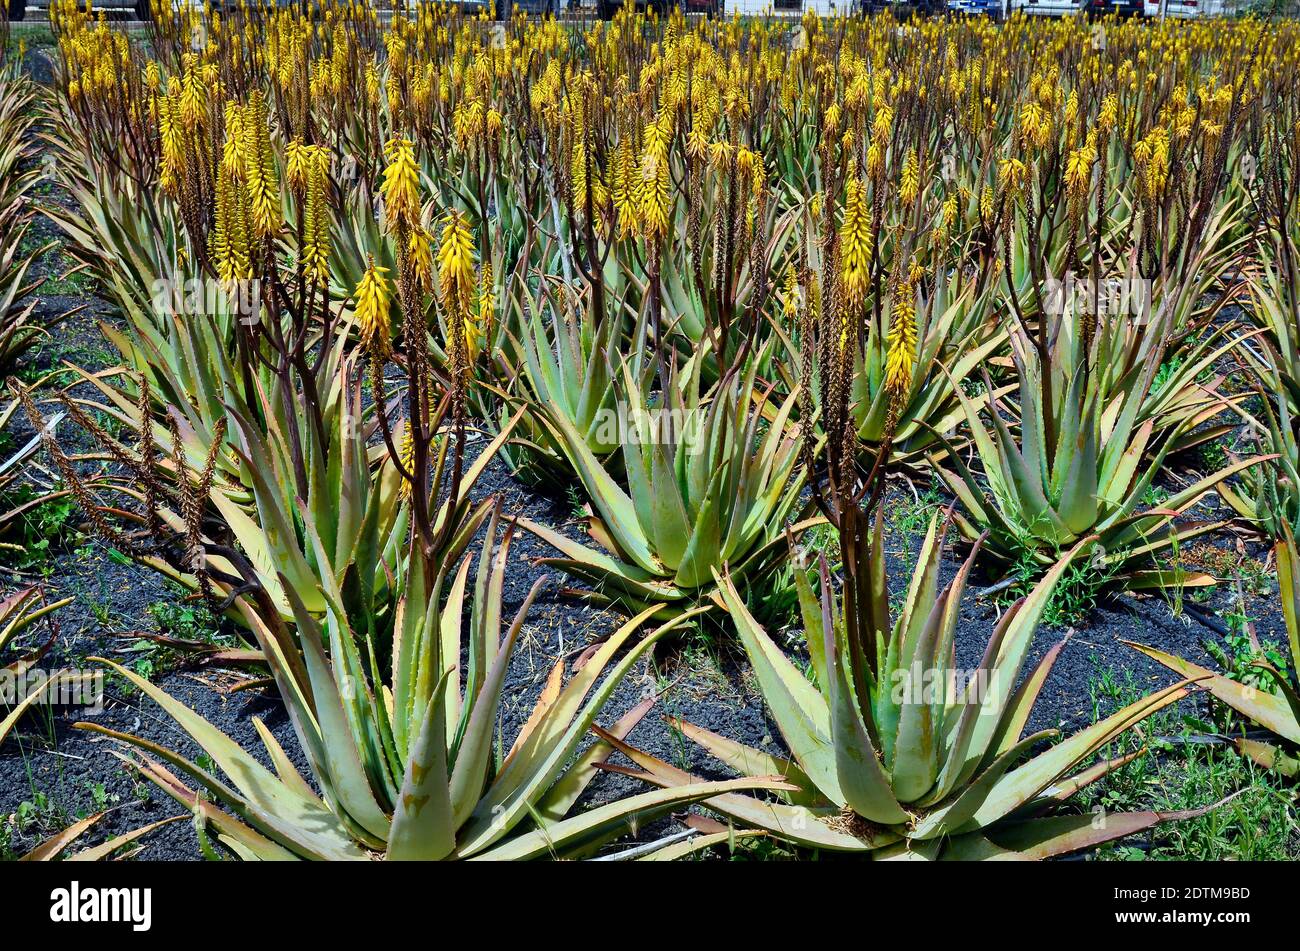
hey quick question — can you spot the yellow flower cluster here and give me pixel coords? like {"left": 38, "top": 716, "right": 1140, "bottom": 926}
{"left": 884, "top": 274, "right": 918, "bottom": 404}
{"left": 840, "top": 163, "right": 873, "bottom": 313}
{"left": 355, "top": 257, "right": 393, "bottom": 362}
{"left": 45, "top": 0, "right": 1300, "bottom": 432}
{"left": 381, "top": 137, "right": 423, "bottom": 234}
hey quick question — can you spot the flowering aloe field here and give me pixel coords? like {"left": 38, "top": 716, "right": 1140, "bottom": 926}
{"left": 0, "top": 3, "right": 1297, "bottom": 867}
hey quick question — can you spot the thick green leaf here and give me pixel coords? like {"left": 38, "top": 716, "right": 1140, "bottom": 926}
{"left": 387, "top": 673, "right": 455, "bottom": 860}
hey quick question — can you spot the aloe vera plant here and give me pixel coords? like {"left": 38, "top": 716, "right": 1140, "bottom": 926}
{"left": 1220, "top": 265, "right": 1300, "bottom": 540}
{"left": 0, "top": 66, "right": 62, "bottom": 374}
{"left": 5, "top": 811, "right": 182, "bottom": 862}
{"left": 1218, "top": 370, "right": 1300, "bottom": 542}
{"left": 603, "top": 514, "right": 1211, "bottom": 858}
{"left": 932, "top": 312, "right": 1267, "bottom": 587}
{"left": 54, "top": 241, "right": 781, "bottom": 861}
{"left": 81, "top": 519, "right": 785, "bottom": 860}
{"left": 1128, "top": 526, "right": 1300, "bottom": 778}
{"left": 520, "top": 354, "right": 813, "bottom": 616}
{"left": 0, "top": 585, "right": 74, "bottom": 687}
{"left": 0, "top": 401, "right": 67, "bottom": 539}
{"left": 499, "top": 276, "right": 628, "bottom": 482}
{"left": 0, "top": 595, "right": 178, "bottom": 858}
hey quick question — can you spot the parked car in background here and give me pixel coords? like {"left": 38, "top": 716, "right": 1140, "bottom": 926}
{"left": 1010, "top": 0, "right": 1088, "bottom": 15}
{"left": 513, "top": 0, "right": 566, "bottom": 14}
{"left": 859, "top": 0, "right": 947, "bottom": 13}
{"left": 596, "top": 0, "right": 722, "bottom": 17}
{"left": 1116, "top": 0, "right": 1145, "bottom": 13}
{"left": 1089, "top": 0, "right": 1144, "bottom": 14}
{"left": 948, "top": 0, "right": 1006, "bottom": 16}
{"left": 7, "top": 0, "right": 146, "bottom": 19}
{"left": 1142, "top": 0, "right": 1231, "bottom": 16}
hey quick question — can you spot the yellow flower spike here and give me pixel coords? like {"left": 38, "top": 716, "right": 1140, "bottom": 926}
{"left": 1098, "top": 94, "right": 1119, "bottom": 134}
{"left": 179, "top": 55, "right": 207, "bottom": 130}
{"left": 707, "top": 139, "right": 732, "bottom": 171}
{"left": 158, "top": 92, "right": 185, "bottom": 196}
{"left": 871, "top": 103, "right": 894, "bottom": 143}
{"left": 408, "top": 227, "right": 435, "bottom": 295}
{"left": 899, "top": 148, "right": 919, "bottom": 206}
{"left": 478, "top": 257, "right": 495, "bottom": 329}
{"left": 395, "top": 418, "right": 429, "bottom": 500}
{"left": 866, "top": 136, "right": 885, "bottom": 181}
{"left": 839, "top": 162, "right": 872, "bottom": 312}
{"left": 1019, "top": 100, "right": 1052, "bottom": 152}
{"left": 639, "top": 143, "right": 672, "bottom": 244}
{"left": 469, "top": 256, "right": 493, "bottom": 363}
{"left": 736, "top": 147, "right": 755, "bottom": 178}
{"left": 241, "top": 92, "right": 281, "bottom": 238}
{"left": 569, "top": 106, "right": 591, "bottom": 218}
{"left": 686, "top": 124, "right": 708, "bottom": 161}
{"left": 354, "top": 257, "right": 393, "bottom": 363}
{"left": 437, "top": 210, "right": 477, "bottom": 318}
{"left": 998, "top": 158, "right": 1028, "bottom": 200}
{"left": 302, "top": 154, "right": 331, "bottom": 285}
{"left": 285, "top": 137, "right": 310, "bottom": 193}
{"left": 781, "top": 264, "right": 800, "bottom": 322}
{"left": 942, "top": 193, "right": 959, "bottom": 231}
{"left": 979, "top": 185, "right": 994, "bottom": 227}
{"left": 1065, "top": 139, "right": 1096, "bottom": 200}
{"left": 210, "top": 174, "right": 244, "bottom": 285}
{"left": 885, "top": 274, "right": 918, "bottom": 407}
{"left": 611, "top": 136, "right": 639, "bottom": 239}
{"left": 380, "top": 137, "right": 422, "bottom": 235}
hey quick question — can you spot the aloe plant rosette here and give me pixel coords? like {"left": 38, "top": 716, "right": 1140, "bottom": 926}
{"left": 932, "top": 322, "right": 1268, "bottom": 586}
{"left": 1128, "top": 525, "right": 1300, "bottom": 778}
{"left": 601, "top": 515, "right": 1214, "bottom": 858}
{"left": 521, "top": 356, "right": 815, "bottom": 616}
{"left": 79, "top": 516, "right": 789, "bottom": 860}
